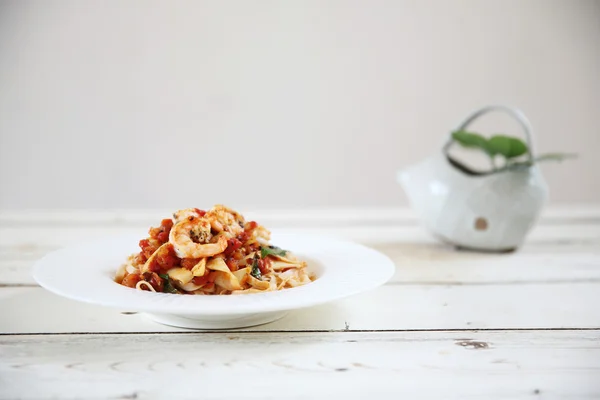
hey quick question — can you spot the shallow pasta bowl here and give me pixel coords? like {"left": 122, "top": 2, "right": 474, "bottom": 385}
{"left": 32, "top": 231, "right": 395, "bottom": 329}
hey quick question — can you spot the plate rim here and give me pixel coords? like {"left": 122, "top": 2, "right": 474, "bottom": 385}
{"left": 32, "top": 231, "right": 395, "bottom": 316}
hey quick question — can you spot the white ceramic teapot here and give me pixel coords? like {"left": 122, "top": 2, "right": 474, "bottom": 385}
{"left": 398, "top": 105, "right": 549, "bottom": 252}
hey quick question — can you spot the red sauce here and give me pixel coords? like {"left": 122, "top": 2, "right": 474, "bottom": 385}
{"left": 257, "top": 258, "right": 269, "bottom": 275}
{"left": 147, "top": 262, "right": 161, "bottom": 273}
{"left": 142, "top": 272, "right": 165, "bottom": 292}
{"left": 207, "top": 272, "right": 217, "bottom": 283}
{"left": 121, "top": 273, "right": 141, "bottom": 288}
{"left": 180, "top": 258, "right": 200, "bottom": 270}
{"left": 223, "top": 238, "right": 243, "bottom": 256}
{"left": 156, "top": 231, "right": 169, "bottom": 243}
{"left": 149, "top": 219, "right": 173, "bottom": 244}
{"left": 135, "top": 253, "right": 147, "bottom": 265}
{"left": 237, "top": 231, "right": 249, "bottom": 242}
{"left": 154, "top": 244, "right": 180, "bottom": 272}
{"left": 144, "top": 243, "right": 180, "bottom": 274}
{"left": 225, "top": 258, "right": 239, "bottom": 271}
{"left": 191, "top": 274, "right": 210, "bottom": 286}
{"left": 139, "top": 239, "right": 158, "bottom": 260}
{"left": 260, "top": 257, "right": 272, "bottom": 274}
{"left": 245, "top": 222, "right": 257, "bottom": 234}
{"left": 136, "top": 219, "right": 179, "bottom": 270}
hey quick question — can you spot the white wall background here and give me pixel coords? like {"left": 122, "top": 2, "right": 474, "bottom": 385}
{"left": 1, "top": 0, "right": 599, "bottom": 210}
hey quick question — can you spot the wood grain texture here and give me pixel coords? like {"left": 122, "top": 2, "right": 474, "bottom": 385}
{"left": 1, "top": 208, "right": 600, "bottom": 400}
{"left": 1, "top": 331, "right": 599, "bottom": 399}
{"left": 2, "top": 282, "right": 599, "bottom": 334}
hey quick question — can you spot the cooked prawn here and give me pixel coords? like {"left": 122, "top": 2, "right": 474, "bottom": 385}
{"left": 172, "top": 208, "right": 203, "bottom": 223}
{"left": 253, "top": 224, "right": 271, "bottom": 243}
{"left": 205, "top": 204, "right": 245, "bottom": 235}
{"left": 169, "top": 215, "right": 227, "bottom": 258}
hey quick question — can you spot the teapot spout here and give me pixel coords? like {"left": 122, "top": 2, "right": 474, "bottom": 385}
{"left": 397, "top": 154, "right": 451, "bottom": 230}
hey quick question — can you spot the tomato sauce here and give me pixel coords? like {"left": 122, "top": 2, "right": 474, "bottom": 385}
{"left": 180, "top": 258, "right": 200, "bottom": 270}
{"left": 191, "top": 274, "right": 210, "bottom": 286}
{"left": 148, "top": 219, "right": 173, "bottom": 243}
{"left": 123, "top": 214, "right": 273, "bottom": 292}
{"left": 121, "top": 273, "right": 141, "bottom": 288}
{"left": 136, "top": 219, "right": 178, "bottom": 275}
{"left": 219, "top": 221, "right": 271, "bottom": 274}
{"left": 142, "top": 272, "right": 164, "bottom": 292}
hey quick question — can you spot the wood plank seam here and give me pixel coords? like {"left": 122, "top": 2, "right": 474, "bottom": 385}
{"left": 2, "top": 327, "right": 599, "bottom": 337}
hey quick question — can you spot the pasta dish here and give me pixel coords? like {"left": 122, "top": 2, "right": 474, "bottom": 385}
{"left": 115, "top": 205, "right": 314, "bottom": 295}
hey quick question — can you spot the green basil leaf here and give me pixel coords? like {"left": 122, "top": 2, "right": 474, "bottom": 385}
{"left": 260, "top": 245, "right": 287, "bottom": 259}
{"left": 164, "top": 280, "right": 179, "bottom": 294}
{"left": 251, "top": 257, "right": 262, "bottom": 280}
{"left": 158, "top": 273, "right": 179, "bottom": 294}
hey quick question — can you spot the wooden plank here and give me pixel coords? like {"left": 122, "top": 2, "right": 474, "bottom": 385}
{"left": 1, "top": 223, "right": 600, "bottom": 285}
{"left": 1, "top": 330, "right": 598, "bottom": 399}
{"left": 379, "top": 241, "right": 600, "bottom": 285}
{"left": 1, "top": 282, "right": 599, "bottom": 334}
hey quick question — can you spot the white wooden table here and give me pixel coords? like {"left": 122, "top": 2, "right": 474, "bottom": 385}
{"left": 1, "top": 207, "right": 599, "bottom": 399}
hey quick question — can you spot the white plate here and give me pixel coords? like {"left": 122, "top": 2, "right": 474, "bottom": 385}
{"left": 33, "top": 231, "right": 394, "bottom": 330}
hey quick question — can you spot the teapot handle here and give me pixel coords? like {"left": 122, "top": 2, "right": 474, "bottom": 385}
{"left": 443, "top": 105, "right": 535, "bottom": 162}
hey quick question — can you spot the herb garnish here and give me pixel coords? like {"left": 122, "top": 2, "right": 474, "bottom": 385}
{"left": 260, "top": 245, "right": 287, "bottom": 259}
{"left": 451, "top": 130, "right": 576, "bottom": 172}
{"left": 250, "top": 256, "right": 262, "bottom": 280}
{"left": 159, "top": 273, "right": 179, "bottom": 294}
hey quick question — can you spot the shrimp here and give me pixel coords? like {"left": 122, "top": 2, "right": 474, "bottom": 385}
{"left": 254, "top": 224, "right": 271, "bottom": 243}
{"left": 169, "top": 215, "right": 228, "bottom": 258}
{"left": 205, "top": 204, "right": 245, "bottom": 235}
{"left": 243, "top": 220, "right": 271, "bottom": 243}
{"left": 172, "top": 208, "right": 204, "bottom": 223}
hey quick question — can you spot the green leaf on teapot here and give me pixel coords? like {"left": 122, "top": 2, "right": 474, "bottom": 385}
{"left": 451, "top": 129, "right": 576, "bottom": 172}
{"left": 453, "top": 131, "right": 529, "bottom": 159}
{"left": 487, "top": 135, "right": 528, "bottom": 159}
{"left": 451, "top": 131, "right": 493, "bottom": 155}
